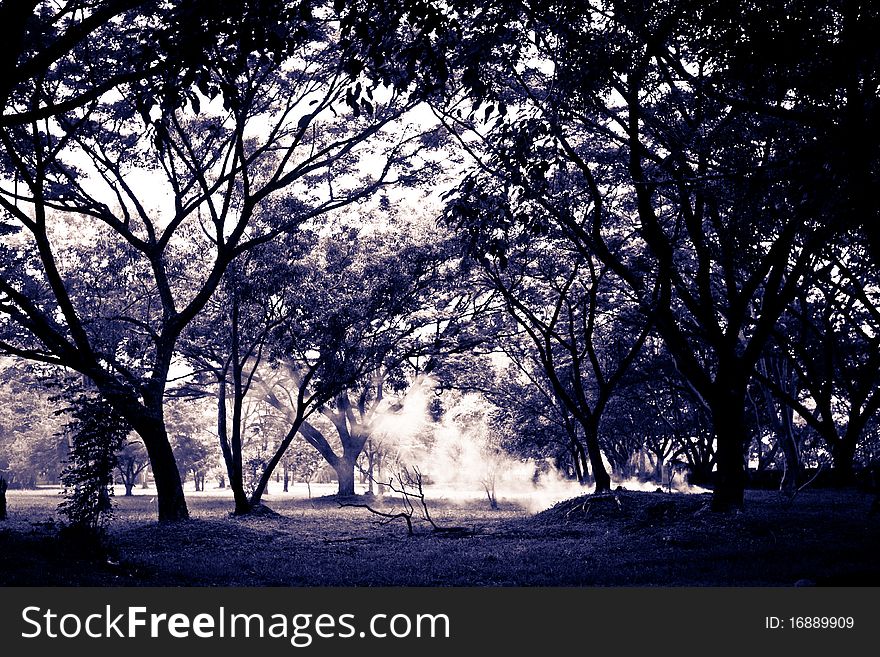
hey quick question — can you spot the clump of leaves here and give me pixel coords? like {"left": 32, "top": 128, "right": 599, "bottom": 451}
{"left": 56, "top": 391, "right": 130, "bottom": 547}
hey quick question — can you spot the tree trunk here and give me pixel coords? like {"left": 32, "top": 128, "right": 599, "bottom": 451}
{"left": 710, "top": 389, "right": 748, "bottom": 511}
{"left": 779, "top": 415, "right": 800, "bottom": 494}
{"left": 250, "top": 421, "right": 302, "bottom": 508}
{"left": 324, "top": 404, "right": 368, "bottom": 498}
{"left": 830, "top": 439, "right": 857, "bottom": 486}
{"left": 365, "top": 449, "right": 375, "bottom": 495}
{"left": 230, "top": 468, "right": 250, "bottom": 514}
{"left": 216, "top": 374, "right": 251, "bottom": 514}
{"left": 139, "top": 428, "right": 189, "bottom": 521}
{"left": 570, "top": 439, "right": 589, "bottom": 485}
{"left": 334, "top": 453, "right": 358, "bottom": 497}
{"left": 124, "top": 481, "right": 134, "bottom": 496}
{"left": 582, "top": 424, "right": 611, "bottom": 493}
{"left": 101, "top": 384, "right": 188, "bottom": 521}
{"left": 0, "top": 477, "right": 7, "bottom": 521}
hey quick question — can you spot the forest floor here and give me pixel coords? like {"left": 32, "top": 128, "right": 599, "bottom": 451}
{"left": 1, "top": 486, "right": 878, "bottom": 586}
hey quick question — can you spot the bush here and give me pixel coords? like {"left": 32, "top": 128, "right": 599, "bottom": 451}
{"left": 56, "top": 393, "right": 130, "bottom": 540}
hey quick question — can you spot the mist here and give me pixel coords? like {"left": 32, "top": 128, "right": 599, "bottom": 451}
{"left": 372, "top": 379, "right": 582, "bottom": 513}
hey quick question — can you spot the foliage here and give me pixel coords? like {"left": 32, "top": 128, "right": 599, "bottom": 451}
{"left": 56, "top": 392, "right": 131, "bottom": 536}
{"left": 2, "top": 0, "right": 879, "bottom": 523}
{"left": 0, "top": 359, "right": 68, "bottom": 488}
{"left": 0, "top": 0, "right": 427, "bottom": 521}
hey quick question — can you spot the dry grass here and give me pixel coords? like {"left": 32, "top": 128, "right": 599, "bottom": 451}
{"left": 1, "top": 487, "right": 878, "bottom": 586}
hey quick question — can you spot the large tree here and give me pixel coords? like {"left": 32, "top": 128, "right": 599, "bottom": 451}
{"left": 0, "top": 3, "right": 423, "bottom": 520}
{"left": 445, "top": 197, "right": 651, "bottom": 492}
{"left": 761, "top": 235, "right": 880, "bottom": 484}
{"left": 414, "top": 0, "right": 840, "bottom": 510}
{"left": 250, "top": 220, "right": 476, "bottom": 503}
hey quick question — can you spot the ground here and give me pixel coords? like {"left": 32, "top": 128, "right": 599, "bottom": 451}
{"left": 1, "top": 486, "right": 878, "bottom": 586}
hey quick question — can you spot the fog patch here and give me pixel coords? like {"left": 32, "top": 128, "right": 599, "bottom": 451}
{"left": 370, "top": 379, "right": 586, "bottom": 513}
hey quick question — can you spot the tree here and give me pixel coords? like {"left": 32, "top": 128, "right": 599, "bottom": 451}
{"left": 424, "top": 0, "right": 838, "bottom": 510}
{"left": 115, "top": 438, "right": 149, "bottom": 496}
{"left": 611, "top": 341, "right": 716, "bottom": 486}
{"left": 288, "top": 437, "right": 325, "bottom": 497}
{"left": 0, "top": 358, "right": 68, "bottom": 488}
{"left": 1, "top": 3, "right": 425, "bottom": 520}
{"left": 251, "top": 220, "right": 473, "bottom": 502}
{"left": 165, "top": 398, "right": 214, "bottom": 493}
{"left": 761, "top": 237, "right": 880, "bottom": 485}
{"left": 333, "top": 0, "right": 878, "bottom": 510}
{"left": 179, "top": 234, "right": 315, "bottom": 513}
{"left": 447, "top": 186, "right": 651, "bottom": 492}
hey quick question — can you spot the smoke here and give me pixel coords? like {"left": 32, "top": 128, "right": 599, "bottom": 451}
{"left": 369, "top": 377, "right": 710, "bottom": 514}
{"left": 370, "top": 378, "right": 586, "bottom": 513}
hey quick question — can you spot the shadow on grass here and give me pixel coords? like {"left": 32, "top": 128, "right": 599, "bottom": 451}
{"left": 1, "top": 488, "right": 878, "bottom": 586}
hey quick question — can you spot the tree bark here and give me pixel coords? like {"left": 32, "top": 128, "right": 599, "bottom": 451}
{"left": 138, "top": 424, "right": 189, "bottom": 521}
{"left": 582, "top": 424, "right": 611, "bottom": 493}
{"left": 334, "top": 452, "right": 358, "bottom": 497}
{"left": 570, "top": 439, "right": 590, "bottom": 485}
{"left": 830, "top": 439, "right": 857, "bottom": 486}
{"left": 94, "top": 371, "right": 189, "bottom": 520}
{"left": 709, "top": 387, "right": 748, "bottom": 511}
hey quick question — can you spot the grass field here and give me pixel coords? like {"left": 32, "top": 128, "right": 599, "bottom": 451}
{"left": 1, "top": 485, "right": 878, "bottom": 586}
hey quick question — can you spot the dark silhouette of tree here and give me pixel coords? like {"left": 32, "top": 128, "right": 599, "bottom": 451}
{"left": 179, "top": 235, "right": 315, "bottom": 514}
{"left": 420, "top": 0, "right": 833, "bottom": 510}
{"left": 761, "top": 238, "right": 880, "bottom": 485}
{"left": 447, "top": 183, "right": 651, "bottom": 492}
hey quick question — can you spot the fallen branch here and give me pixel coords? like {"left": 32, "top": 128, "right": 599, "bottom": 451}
{"left": 339, "top": 502, "right": 414, "bottom": 536}
{"left": 341, "top": 465, "right": 467, "bottom": 536}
